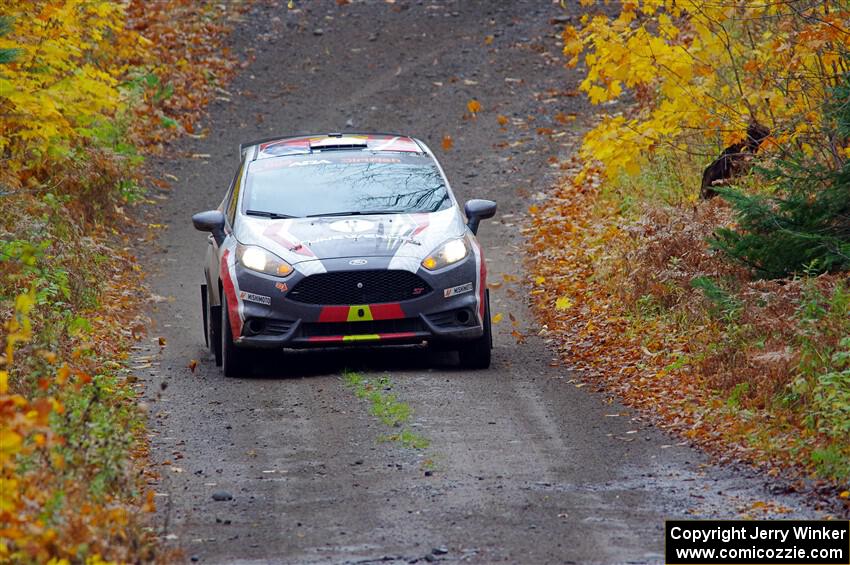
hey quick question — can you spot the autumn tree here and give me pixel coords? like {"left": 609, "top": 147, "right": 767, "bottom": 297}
{"left": 0, "top": 1, "right": 141, "bottom": 179}
{"left": 564, "top": 0, "right": 850, "bottom": 179}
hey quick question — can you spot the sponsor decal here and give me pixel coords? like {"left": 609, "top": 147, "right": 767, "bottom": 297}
{"left": 239, "top": 291, "right": 271, "bottom": 306}
{"left": 341, "top": 157, "right": 401, "bottom": 164}
{"left": 275, "top": 282, "right": 288, "bottom": 293}
{"left": 444, "top": 282, "right": 473, "bottom": 298}
{"left": 330, "top": 219, "right": 374, "bottom": 233}
{"left": 349, "top": 258, "right": 368, "bottom": 266}
{"left": 301, "top": 214, "right": 426, "bottom": 250}
{"left": 287, "top": 159, "right": 332, "bottom": 167}
{"left": 302, "top": 233, "right": 420, "bottom": 246}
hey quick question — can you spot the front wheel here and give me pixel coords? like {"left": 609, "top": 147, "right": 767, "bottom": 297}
{"left": 206, "top": 284, "right": 222, "bottom": 366}
{"left": 458, "top": 291, "right": 492, "bottom": 370}
{"left": 221, "top": 294, "right": 250, "bottom": 378}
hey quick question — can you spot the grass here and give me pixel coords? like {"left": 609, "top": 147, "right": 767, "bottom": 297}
{"left": 342, "top": 370, "right": 430, "bottom": 450}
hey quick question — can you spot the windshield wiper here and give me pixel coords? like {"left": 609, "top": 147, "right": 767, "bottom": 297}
{"left": 305, "top": 210, "right": 404, "bottom": 218}
{"left": 245, "top": 210, "right": 296, "bottom": 219}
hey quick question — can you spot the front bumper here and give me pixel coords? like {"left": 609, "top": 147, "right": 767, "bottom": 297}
{"left": 228, "top": 255, "right": 484, "bottom": 349}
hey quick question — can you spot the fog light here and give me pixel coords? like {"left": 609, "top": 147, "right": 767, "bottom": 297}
{"left": 243, "top": 319, "right": 265, "bottom": 336}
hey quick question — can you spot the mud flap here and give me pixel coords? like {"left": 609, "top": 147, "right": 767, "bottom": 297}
{"left": 201, "top": 283, "right": 209, "bottom": 347}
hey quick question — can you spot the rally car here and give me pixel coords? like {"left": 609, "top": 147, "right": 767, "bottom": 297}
{"left": 192, "top": 132, "right": 496, "bottom": 377}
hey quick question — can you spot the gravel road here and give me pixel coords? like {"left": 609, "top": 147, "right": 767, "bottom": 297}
{"left": 141, "top": 1, "right": 818, "bottom": 563}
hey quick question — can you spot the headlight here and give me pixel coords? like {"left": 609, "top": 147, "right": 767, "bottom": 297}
{"left": 236, "top": 244, "right": 293, "bottom": 277}
{"left": 421, "top": 238, "right": 468, "bottom": 271}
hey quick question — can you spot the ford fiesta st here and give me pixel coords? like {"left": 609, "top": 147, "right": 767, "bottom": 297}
{"left": 192, "top": 133, "right": 496, "bottom": 377}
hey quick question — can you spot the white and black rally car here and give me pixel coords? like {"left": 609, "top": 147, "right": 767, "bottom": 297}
{"left": 192, "top": 133, "right": 496, "bottom": 377}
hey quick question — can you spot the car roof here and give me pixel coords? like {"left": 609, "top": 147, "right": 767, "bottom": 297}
{"left": 240, "top": 132, "right": 426, "bottom": 161}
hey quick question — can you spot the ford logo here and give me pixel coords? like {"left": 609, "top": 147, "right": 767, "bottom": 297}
{"left": 349, "top": 259, "right": 368, "bottom": 266}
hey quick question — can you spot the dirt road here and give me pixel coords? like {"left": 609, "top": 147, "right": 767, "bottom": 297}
{"left": 142, "top": 1, "right": 817, "bottom": 563}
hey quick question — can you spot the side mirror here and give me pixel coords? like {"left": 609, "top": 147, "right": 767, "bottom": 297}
{"left": 464, "top": 199, "right": 497, "bottom": 235}
{"left": 192, "top": 210, "right": 226, "bottom": 245}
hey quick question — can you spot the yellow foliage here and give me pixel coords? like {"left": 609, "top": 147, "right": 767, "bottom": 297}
{"left": 0, "top": 0, "right": 143, "bottom": 170}
{"left": 566, "top": 1, "right": 850, "bottom": 177}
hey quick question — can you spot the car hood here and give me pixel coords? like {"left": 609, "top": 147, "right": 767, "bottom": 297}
{"left": 234, "top": 207, "right": 466, "bottom": 264}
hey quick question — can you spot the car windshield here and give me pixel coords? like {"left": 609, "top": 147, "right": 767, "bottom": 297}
{"left": 243, "top": 154, "right": 452, "bottom": 218}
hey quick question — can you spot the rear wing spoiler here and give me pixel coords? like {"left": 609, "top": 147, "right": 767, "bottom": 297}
{"left": 237, "top": 131, "right": 414, "bottom": 160}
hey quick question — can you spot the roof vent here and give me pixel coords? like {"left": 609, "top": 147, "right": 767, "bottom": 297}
{"left": 309, "top": 136, "right": 368, "bottom": 151}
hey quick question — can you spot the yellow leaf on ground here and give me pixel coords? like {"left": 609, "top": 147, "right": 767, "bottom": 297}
{"left": 555, "top": 296, "right": 573, "bottom": 310}
{"left": 492, "top": 313, "right": 504, "bottom": 324}
{"left": 840, "top": 491, "right": 850, "bottom": 499}
{"left": 467, "top": 99, "right": 481, "bottom": 115}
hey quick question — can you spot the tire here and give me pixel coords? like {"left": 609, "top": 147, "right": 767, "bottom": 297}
{"left": 207, "top": 284, "right": 222, "bottom": 366}
{"left": 221, "top": 293, "right": 250, "bottom": 378}
{"left": 458, "top": 290, "right": 492, "bottom": 370}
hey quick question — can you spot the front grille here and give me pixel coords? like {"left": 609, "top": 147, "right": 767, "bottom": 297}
{"left": 287, "top": 270, "right": 432, "bottom": 305}
{"left": 301, "top": 318, "right": 425, "bottom": 337}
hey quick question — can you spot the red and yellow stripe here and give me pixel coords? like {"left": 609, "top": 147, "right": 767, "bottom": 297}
{"left": 311, "top": 303, "right": 411, "bottom": 342}
{"left": 306, "top": 332, "right": 418, "bottom": 343}
{"left": 317, "top": 303, "right": 404, "bottom": 323}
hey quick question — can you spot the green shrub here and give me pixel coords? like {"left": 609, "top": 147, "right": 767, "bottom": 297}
{"left": 711, "top": 76, "right": 850, "bottom": 279}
